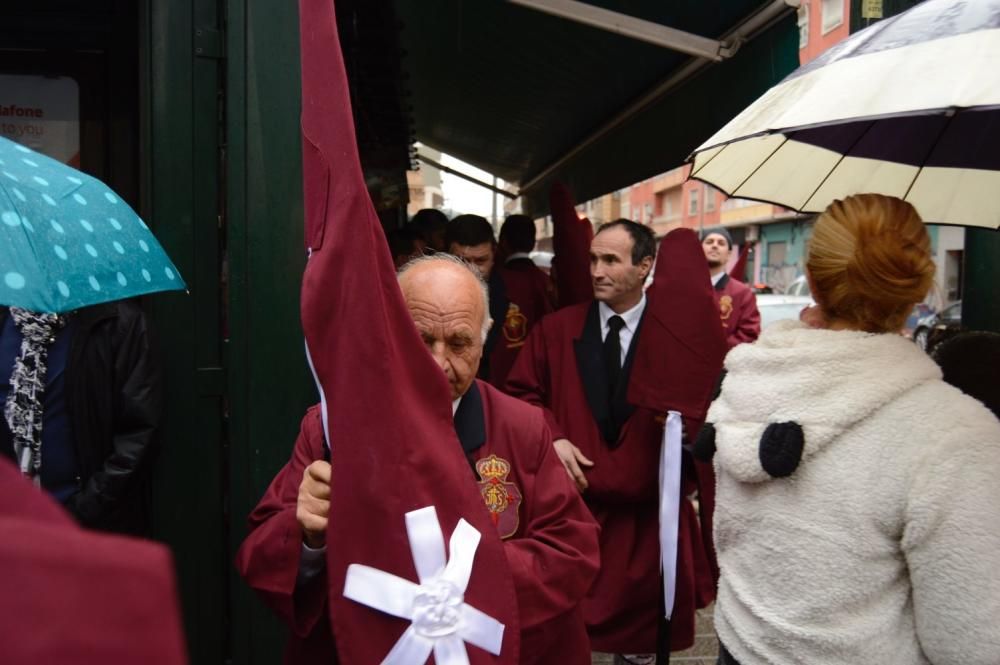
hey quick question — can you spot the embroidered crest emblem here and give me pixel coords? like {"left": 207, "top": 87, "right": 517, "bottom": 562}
{"left": 501, "top": 303, "right": 528, "bottom": 348}
{"left": 719, "top": 294, "right": 734, "bottom": 323}
{"left": 475, "top": 455, "right": 522, "bottom": 539}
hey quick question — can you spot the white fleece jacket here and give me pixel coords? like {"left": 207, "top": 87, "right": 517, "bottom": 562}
{"left": 708, "top": 320, "right": 1000, "bottom": 665}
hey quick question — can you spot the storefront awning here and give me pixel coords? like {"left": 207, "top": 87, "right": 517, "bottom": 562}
{"left": 395, "top": 0, "right": 801, "bottom": 214}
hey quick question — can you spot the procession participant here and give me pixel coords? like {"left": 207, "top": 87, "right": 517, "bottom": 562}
{"left": 507, "top": 220, "right": 716, "bottom": 662}
{"left": 701, "top": 228, "right": 760, "bottom": 348}
{"left": 445, "top": 214, "right": 508, "bottom": 383}
{"left": 236, "top": 255, "right": 600, "bottom": 665}
{"left": 0, "top": 457, "right": 185, "bottom": 665}
{"left": 489, "top": 214, "right": 556, "bottom": 390}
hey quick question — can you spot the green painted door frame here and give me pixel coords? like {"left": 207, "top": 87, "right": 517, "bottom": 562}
{"left": 143, "top": 0, "right": 230, "bottom": 662}
{"left": 144, "top": 1, "right": 313, "bottom": 663}
{"left": 225, "top": 2, "right": 316, "bottom": 664}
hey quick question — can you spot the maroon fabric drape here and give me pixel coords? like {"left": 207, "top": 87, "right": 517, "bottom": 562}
{"left": 549, "top": 183, "right": 593, "bottom": 308}
{"left": 297, "top": 1, "right": 520, "bottom": 662}
{"left": 628, "top": 229, "right": 728, "bottom": 602}
{"left": 0, "top": 458, "right": 187, "bottom": 665}
{"left": 729, "top": 242, "right": 751, "bottom": 282}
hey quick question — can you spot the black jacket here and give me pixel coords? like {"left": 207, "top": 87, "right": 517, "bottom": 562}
{"left": 0, "top": 301, "right": 161, "bottom": 535}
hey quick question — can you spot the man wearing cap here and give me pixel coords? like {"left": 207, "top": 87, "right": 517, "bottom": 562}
{"left": 701, "top": 228, "right": 760, "bottom": 348}
{"left": 236, "top": 254, "right": 600, "bottom": 665}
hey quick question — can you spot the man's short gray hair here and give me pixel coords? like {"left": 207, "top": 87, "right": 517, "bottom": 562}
{"left": 397, "top": 253, "right": 492, "bottom": 343}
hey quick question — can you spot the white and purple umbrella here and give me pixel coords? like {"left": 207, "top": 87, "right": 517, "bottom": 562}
{"left": 688, "top": 0, "right": 1000, "bottom": 229}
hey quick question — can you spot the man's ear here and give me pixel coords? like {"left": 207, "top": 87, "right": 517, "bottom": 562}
{"left": 639, "top": 255, "right": 654, "bottom": 280}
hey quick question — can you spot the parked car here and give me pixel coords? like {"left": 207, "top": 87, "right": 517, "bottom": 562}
{"left": 902, "top": 303, "right": 935, "bottom": 339}
{"left": 756, "top": 293, "right": 813, "bottom": 329}
{"left": 913, "top": 301, "right": 962, "bottom": 351}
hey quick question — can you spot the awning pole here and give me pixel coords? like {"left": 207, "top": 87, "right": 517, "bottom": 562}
{"left": 417, "top": 153, "right": 517, "bottom": 199}
{"left": 508, "top": 0, "right": 727, "bottom": 61}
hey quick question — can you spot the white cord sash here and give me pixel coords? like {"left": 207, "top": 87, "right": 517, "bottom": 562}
{"left": 659, "top": 410, "right": 683, "bottom": 619}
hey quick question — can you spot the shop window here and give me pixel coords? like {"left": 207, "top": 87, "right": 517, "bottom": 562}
{"left": 821, "top": 0, "right": 843, "bottom": 34}
{"left": 798, "top": 3, "right": 810, "bottom": 48}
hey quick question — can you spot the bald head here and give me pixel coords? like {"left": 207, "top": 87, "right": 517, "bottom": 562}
{"left": 398, "top": 255, "right": 493, "bottom": 399}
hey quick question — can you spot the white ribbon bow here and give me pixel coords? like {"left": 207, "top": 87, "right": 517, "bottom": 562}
{"left": 659, "top": 410, "right": 683, "bottom": 619}
{"left": 343, "top": 505, "right": 506, "bottom": 665}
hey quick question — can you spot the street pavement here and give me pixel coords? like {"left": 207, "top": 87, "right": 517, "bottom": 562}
{"left": 591, "top": 606, "right": 718, "bottom": 664}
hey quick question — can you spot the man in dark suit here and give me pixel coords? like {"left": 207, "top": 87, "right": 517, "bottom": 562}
{"left": 508, "top": 220, "right": 710, "bottom": 662}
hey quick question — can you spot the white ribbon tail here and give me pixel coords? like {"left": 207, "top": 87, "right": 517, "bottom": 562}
{"left": 441, "top": 518, "right": 480, "bottom": 591}
{"left": 381, "top": 626, "right": 434, "bottom": 665}
{"left": 457, "top": 604, "right": 506, "bottom": 656}
{"left": 659, "top": 410, "right": 683, "bottom": 619}
{"left": 343, "top": 506, "right": 506, "bottom": 665}
{"left": 303, "top": 339, "right": 331, "bottom": 457}
{"left": 343, "top": 564, "right": 420, "bottom": 619}
{"left": 407, "top": 506, "right": 448, "bottom": 584}
{"left": 433, "top": 635, "right": 471, "bottom": 665}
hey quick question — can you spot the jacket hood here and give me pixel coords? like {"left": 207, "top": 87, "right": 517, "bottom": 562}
{"left": 708, "top": 320, "right": 941, "bottom": 483}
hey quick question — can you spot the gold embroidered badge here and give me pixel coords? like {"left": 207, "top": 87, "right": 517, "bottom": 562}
{"left": 501, "top": 303, "right": 528, "bottom": 349}
{"left": 719, "top": 294, "right": 734, "bottom": 322}
{"left": 475, "top": 455, "right": 522, "bottom": 539}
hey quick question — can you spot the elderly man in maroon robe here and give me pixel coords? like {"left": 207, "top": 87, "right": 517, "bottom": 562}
{"left": 507, "top": 220, "right": 716, "bottom": 663}
{"left": 701, "top": 228, "right": 760, "bottom": 349}
{"left": 236, "top": 254, "right": 600, "bottom": 665}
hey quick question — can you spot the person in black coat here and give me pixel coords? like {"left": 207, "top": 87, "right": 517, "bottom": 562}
{"left": 0, "top": 300, "right": 161, "bottom": 535}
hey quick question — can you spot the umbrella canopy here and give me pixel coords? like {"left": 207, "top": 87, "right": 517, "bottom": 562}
{"left": 0, "top": 137, "right": 185, "bottom": 313}
{"left": 688, "top": 0, "right": 1000, "bottom": 229}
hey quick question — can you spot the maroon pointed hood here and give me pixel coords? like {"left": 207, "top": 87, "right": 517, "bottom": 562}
{"left": 549, "top": 182, "right": 593, "bottom": 308}
{"left": 729, "top": 242, "right": 750, "bottom": 282}
{"left": 297, "top": 1, "right": 520, "bottom": 662}
{"left": 629, "top": 228, "right": 726, "bottom": 423}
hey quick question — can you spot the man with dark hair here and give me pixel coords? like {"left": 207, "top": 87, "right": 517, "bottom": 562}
{"left": 508, "top": 219, "right": 673, "bottom": 662}
{"left": 408, "top": 208, "right": 449, "bottom": 252}
{"left": 386, "top": 225, "right": 422, "bottom": 269}
{"left": 490, "top": 215, "right": 556, "bottom": 390}
{"left": 445, "top": 214, "right": 508, "bottom": 383}
{"left": 701, "top": 228, "right": 759, "bottom": 348}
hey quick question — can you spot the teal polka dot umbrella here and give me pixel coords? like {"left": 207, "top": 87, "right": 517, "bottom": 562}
{"left": 0, "top": 136, "right": 185, "bottom": 313}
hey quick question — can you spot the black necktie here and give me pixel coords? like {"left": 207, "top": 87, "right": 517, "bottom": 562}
{"left": 604, "top": 315, "right": 625, "bottom": 398}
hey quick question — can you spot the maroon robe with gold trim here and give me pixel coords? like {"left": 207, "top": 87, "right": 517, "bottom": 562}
{"left": 506, "top": 301, "right": 711, "bottom": 653}
{"left": 713, "top": 273, "right": 760, "bottom": 349}
{"left": 488, "top": 258, "right": 556, "bottom": 391}
{"left": 235, "top": 380, "right": 600, "bottom": 665}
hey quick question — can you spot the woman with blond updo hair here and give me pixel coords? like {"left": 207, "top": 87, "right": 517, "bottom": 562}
{"left": 699, "top": 194, "right": 1000, "bottom": 665}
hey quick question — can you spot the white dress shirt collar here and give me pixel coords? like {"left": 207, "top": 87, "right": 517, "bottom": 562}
{"left": 598, "top": 294, "right": 646, "bottom": 362}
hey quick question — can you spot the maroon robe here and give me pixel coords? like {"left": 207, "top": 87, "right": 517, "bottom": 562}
{"left": 236, "top": 380, "right": 600, "bottom": 665}
{"left": 713, "top": 273, "right": 761, "bottom": 349}
{"left": 0, "top": 458, "right": 186, "bottom": 665}
{"left": 506, "top": 302, "right": 710, "bottom": 652}
{"left": 488, "top": 258, "right": 556, "bottom": 391}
